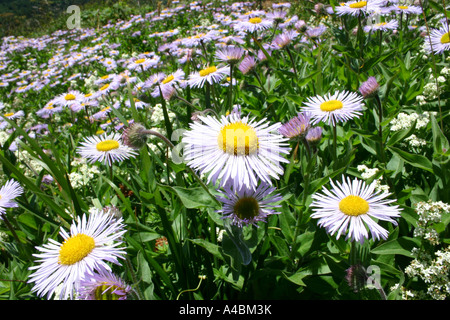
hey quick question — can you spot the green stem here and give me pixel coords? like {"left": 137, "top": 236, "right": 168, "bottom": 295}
{"left": 333, "top": 124, "right": 337, "bottom": 161}
{"left": 158, "top": 85, "right": 173, "bottom": 140}
{"left": 143, "top": 130, "right": 220, "bottom": 206}
{"left": 253, "top": 70, "right": 268, "bottom": 96}
{"left": 286, "top": 46, "right": 298, "bottom": 82}
{"left": 228, "top": 63, "right": 234, "bottom": 112}
{"left": 125, "top": 256, "right": 144, "bottom": 300}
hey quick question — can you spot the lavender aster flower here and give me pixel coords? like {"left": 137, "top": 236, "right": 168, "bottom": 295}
{"left": 217, "top": 182, "right": 283, "bottom": 227}
{"left": 278, "top": 112, "right": 312, "bottom": 140}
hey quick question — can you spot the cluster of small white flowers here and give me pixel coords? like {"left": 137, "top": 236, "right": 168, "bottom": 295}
{"left": 390, "top": 112, "right": 436, "bottom": 151}
{"left": 150, "top": 103, "right": 177, "bottom": 124}
{"left": 357, "top": 164, "right": 378, "bottom": 179}
{"left": 15, "top": 149, "right": 45, "bottom": 178}
{"left": 390, "top": 111, "right": 433, "bottom": 132}
{"left": 404, "top": 246, "right": 450, "bottom": 300}
{"left": 389, "top": 283, "right": 425, "bottom": 300}
{"left": 418, "top": 71, "right": 447, "bottom": 104}
{"left": 440, "top": 67, "right": 450, "bottom": 77}
{"left": 413, "top": 200, "right": 450, "bottom": 245}
{"left": 0, "top": 130, "right": 11, "bottom": 146}
{"left": 404, "top": 134, "right": 427, "bottom": 148}
{"left": 68, "top": 157, "right": 101, "bottom": 189}
{"left": 83, "top": 71, "right": 99, "bottom": 91}
{"left": 423, "top": 82, "right": 439, "bottom": 100}
{"left": 357, "top": 165, "right": 390, "bottom": 193}
{"left": 147, "top": 103, "right": 177, "bottom": 155}
{"left": 395, "top": 201, "right": 450, "bottom": 299}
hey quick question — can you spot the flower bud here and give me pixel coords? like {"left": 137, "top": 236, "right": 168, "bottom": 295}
{"left": 359, "top": 76, "right": 380, "bottom": 98}
{"left": 122, "top": 123, "right": 149, "bottom": 149}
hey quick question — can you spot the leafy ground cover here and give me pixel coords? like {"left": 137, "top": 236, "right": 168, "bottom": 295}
{"left": 0, "top": 0, "right": 449, "bottom": 300}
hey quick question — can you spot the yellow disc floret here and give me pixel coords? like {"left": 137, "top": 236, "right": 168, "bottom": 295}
{"left": 96, "top": 140, "right": 120, "bottom": 152}
{"left": 339, "top": 195, "right": 370, "bottom": 216}
{"left": 320, "top": 100, "right": 344, "bottom": 112}
{"left": 162, "top": 74, "right": 175, "bottom": 84}
{"left": 199, "top": 66, "right": 217, "bottom": 77}
{"left": 441, "top": 32, "right": 450, "bottom": 44}
{"left": 249, "top": 17, "right": 262, "bottom": 24}
{"left": 349, "top": 1, "right": 367, "bottom": 8}
{"left": 65, "top": 93, "right": 76, "bottom": 100}
{"left": 217, "top": 122, "right": 259, "bottom": 156}
{"left": 58, "top": 234, "right": 95, "bottom": 265}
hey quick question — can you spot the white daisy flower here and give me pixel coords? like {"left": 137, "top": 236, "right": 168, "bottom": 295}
{"left": 54, "top": 90, "right": 85, "bottom": 108}
{"left": 28, "top": 209, "right": 127, "bottom": 300}
{"left": 234, "top": 17, "right": 273, "bottom": 33}
{"left": 335, "top": 0, "right": 383, "bottom": 16}
{"left": 310, "top": 176, "right": 402, "bottom": 244}
{"left": 126, "top": 57, "right": 157, "bottom": 72}
{"left": 182, "top": 112, "right": 290, "bottom": 191}
{"left": 0, "top": 179, "right": 23, "bottom": 216}
{"left": 364, "top": 20, "right": 398, "bottom": 32}
{"left": 424, "top": 22, "right": 450, "bottom": 55}
{"left": 77, "top": 132, "right": 138, "bottom": 166}
{"left": 389, "top": 4, "right": 422, "bottom": 15}
{"left": 187, "top": 65, "right": 229, "bottom": 88}
{"left": 2, "top": 110, "right": 25, "bottom": 121}
{"left": 36, "top": 103, "right": 63, "bottom": 119}
{"left": 151, "top": 69, "right": 185, "bottom": 97}
{"left": 301, "top": 90, "right": 364, "bottom": 126}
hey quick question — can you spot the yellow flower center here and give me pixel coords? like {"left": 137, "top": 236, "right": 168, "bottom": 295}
{"left": 199, "top": 66, "right": 217, "bottom": 77}
{"left": 441, "top": 32, "right": 450, "bottom": 44}
{"left": 65, "top": 93, "right": 76, "bottom": 100}
{"left": 100, "top": 84, "right": 110, "bottom": 91}
{"left": 58, "top": 234, "right": 95, "bottom": 265}
{"left": 96, "top": 140, "right": 120, "bottom": 152}
{"left": 3, "top": 112, "right": 14, "bottom": 117}
{"left": 134, "top": 58, "right": 146, "bottom": 64}
{"left": 397, "top": 5, "right": 408, "bottom": 9}
{"left": 249, "top": 17, "right": 262, "bottom": 24}
{"left": 94, "top": 283, "right": 122, "bottom": 300}
{"left": 217, "top": 122, "right": 259, "bottom": 156}
{"left": 339, "top": 195, "right": 369, "bottom": 216}
{"left": 234, "top": 197, "right": 260, "bottom": 221}
{"left": 162, "top": 74, "right": 175, "bottom": 84}
{"left": 320, "top": 100, "right": 344, "bottom": 112}
{"left": 349, "top": 1, "right": 367, "bottom": 8}
{"left": 376, "top": 22, "right": 387, "bottom": 27}
{"left": 101, "top": 75, "right": 109, "bottom": 79}
{"left": 46, "top": 106, "right": 54, "bottom": 110}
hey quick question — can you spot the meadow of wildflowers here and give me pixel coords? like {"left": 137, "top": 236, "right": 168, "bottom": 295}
{"left": 0, "top": 0, "right": 449, "bottom": 302}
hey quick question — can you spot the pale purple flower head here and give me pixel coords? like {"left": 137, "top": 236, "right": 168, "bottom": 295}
{"left": 278, "top": 112, "right": 312, "bottom": 140}
{"left": 359, "top": 76, "right": 380, "bottom": 98}
{"left": 216, "top": 182, "right": 283, "bottom": 228}
{"left": 238, "top": 54, "right": 257, "bottom": 74}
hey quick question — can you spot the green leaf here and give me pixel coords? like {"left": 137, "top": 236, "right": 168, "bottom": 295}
{"left": 386, "top": 120, "right": 416, "bottom": 147}
{"left": 283, "top": 271, "right": 307, "bottom": 287}
{"left": 431, "top": 114, "right": 449, "bottom": 155}
{"left": 189, "top": 238, "right": 224, "bottom": 261}
{"left": 137, "top": 251, "right": 153, "bottom": 284}
{"left": 371, "top": 237, "right": 420, "bottom": 257}
{"left": 223, "top": 221, "right": 252, "bottom": 266}
{"left": 170, "top": 186, "right": 218, "bottom": 209}
{"left": 387, "top": 146, "right": 434, "bottom": 173}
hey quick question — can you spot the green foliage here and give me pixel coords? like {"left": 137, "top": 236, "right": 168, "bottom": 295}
{"left": 0, "top": 0, "right": 449, "bottom": 301}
